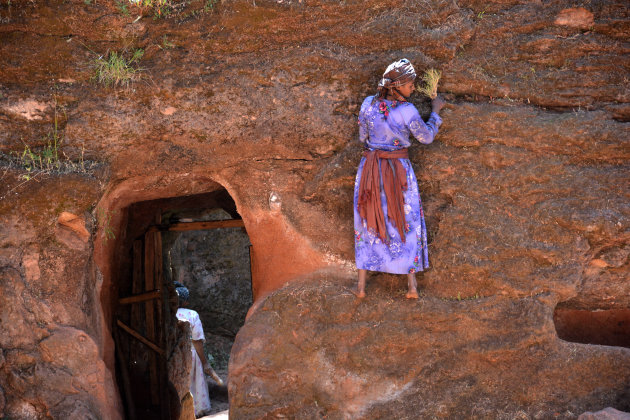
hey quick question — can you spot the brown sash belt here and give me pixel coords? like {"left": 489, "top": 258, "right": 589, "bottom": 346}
{"left": 357, "top": 148, "right": 409, "bottom": 243}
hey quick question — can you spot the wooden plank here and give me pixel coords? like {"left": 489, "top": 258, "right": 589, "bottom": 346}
{"left": 179, "top": 392, "right": 195, "bottom": 420}
{"left": 117, "top": 319, "right": 164, "bottom": 356}
{"left": 131, "top": 240, "right": 143, "bottom": 331}
{"left": 114, "top": 326, "right": 137, "bottom": 420}
{"left": 119, "top": 289, "right": 161, "bottom": 305}
{"left": 144, "top": 230, "right": 159, "bottom": 404}
{"left": 154, "top": 226, "right": 163, "bottom": 346}
{"left": 154, "top": 216, "right": 171, "bottom": 420}
{"left": 132, "top": 240, "right": 143, "bottom": 294}
{"left": 169, "top": 219, "right": 244, "bottom": 230}
{"left": 146, "top": 219, "right": 244, "bottom": 233}
{"left": 130, "top": 240, "right": 143, "bottom": 359}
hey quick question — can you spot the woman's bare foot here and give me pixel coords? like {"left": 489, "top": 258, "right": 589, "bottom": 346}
{"left": 353, "top": 269, "right": 367, "bottom": 298}
{"left": 351, "top": 288, "right": 366, "bottom": 298}
{"left": 406, "top": 273, "right": 418, "bottom": 299}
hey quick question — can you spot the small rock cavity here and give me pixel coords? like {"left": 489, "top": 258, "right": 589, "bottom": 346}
{"left": 554, "top": 307, "right": 630, "bottom": 348}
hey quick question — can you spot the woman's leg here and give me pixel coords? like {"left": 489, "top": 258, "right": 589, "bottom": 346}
{"left": 354, "top": 269, "right": 367, "bottom": 298}
{"left": 406, "top": 273, "right": 418, "bottom": 299}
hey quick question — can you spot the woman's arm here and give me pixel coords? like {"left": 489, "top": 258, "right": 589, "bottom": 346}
{"left": 187, "top": 310, "right": 224, "bottom": 384}
{"left": 431, "top": 96, "right": 445, "bottom": 114}
{"left": 403, "top": 96, "right": 444, "bottom": 144}
{"left": 193, "top": 339, "right": 209, "bottom": 368}
{"left": 406, "top": 110, "right": 442, "bottom": 145}
{"left": 193, "top": 339, "right": 224, "bottom": 385}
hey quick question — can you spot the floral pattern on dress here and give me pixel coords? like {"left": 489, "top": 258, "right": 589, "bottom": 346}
{"left": 364, "top": 252, "right": 385, "bottom": 271}
{"left": 387, "top": 240, "right": 405, "bottom": 259}
{"left": 354, "top": 157, "right": 430, "bottom": 274}
{"left": 358, "top": 96, "right": 441, "bottom": 150}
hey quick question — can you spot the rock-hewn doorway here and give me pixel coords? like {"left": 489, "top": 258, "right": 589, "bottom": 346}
{"left": 113, "top": 189, "right": 252, "bottom": 419}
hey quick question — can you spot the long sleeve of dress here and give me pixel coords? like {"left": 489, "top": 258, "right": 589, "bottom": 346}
{"left": 357, "top": 97, "right": 370, "bottom": 144}
{"left": 404, "top": 107, "right": 442, "bottom": 145}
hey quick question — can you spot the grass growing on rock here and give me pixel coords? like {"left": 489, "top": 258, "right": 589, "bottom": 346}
{"left": 129, "top": 0, "right": 171, "bottom": 17}
{"left": 417, "top": 68, "right": 442, "bottom": 99}
{"left": 0, "top": 103, "right": 101, "bottom": 199}
{"left": 127, "top": 0, "right": 219, "bottom": 19}
{"left": 96, "top": 207, "right": 117, "bottom": 241}
{"left": 20, "top": 117, "right": 62, "bottom": 176}
{"left": 92, "top": 49, "right": 144, "bottom": 88}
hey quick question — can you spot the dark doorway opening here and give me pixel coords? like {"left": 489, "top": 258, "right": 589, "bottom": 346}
{"left": 554, "top": 306, "right": 630, "bottom": 348}
{"left": 113, "top": 189, "right": 253, "bottom": 419}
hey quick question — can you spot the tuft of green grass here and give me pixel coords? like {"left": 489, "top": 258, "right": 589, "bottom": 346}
{"left": 15, "top": 106, "right": 64, "bottom": 179}
{"left": 416, "top": 68, "right": 442, "bottom": 99}
{"left": 92, "top": 49, "right": 143, "bottom": 88}
{"left": 2, "top": 103, "right": 95, "bottom": 187}
{"left": 203, "top": 0, "right": 218, "bottom": 12}
{"left": 441, "top": 292, "right": 482, "bottom": 302}
{"left": 159, "top": 34, "right": 176, "bottom": 49}
{"left": 115, "top": 0, "right": 130, "bottom": 16}
{"left": 18, "top": 140, "right": 60, "bottom": 179}
{"left": 129, "top": 0, "right": 173, "bottom": 18}
{"left": 96, "top": 207, "right": 117, "bottom": 241}
{"left": 127, "top": 0, "right": 219, "bottom": 20}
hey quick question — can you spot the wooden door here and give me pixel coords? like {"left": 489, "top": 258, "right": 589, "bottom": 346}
{"left": 115, "top": 214, "right": 171, "bottom": 420}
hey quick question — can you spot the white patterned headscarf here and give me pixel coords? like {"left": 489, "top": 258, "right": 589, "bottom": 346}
{"left": 375, "top": 58, "right": 417, "bottom": 101}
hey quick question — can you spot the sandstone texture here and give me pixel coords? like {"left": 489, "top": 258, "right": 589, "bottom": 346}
{"left": 578, "top": 408, "right": 630, "bottom": 420}
{"left": 578, "top": 407, "right": 630, "bottom": 420}
{"left": 0, "top": 174, "right": 120, "bottom": 419}
{"left": 231, "top": 277, "right": 630, "bottom": 419}
{"left": 0, "top": 0, "right": 628, "bottom": 418}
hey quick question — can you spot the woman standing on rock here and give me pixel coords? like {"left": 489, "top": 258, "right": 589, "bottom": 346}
{"left": 354, "top": 58, "right": 445, "bottom": 298}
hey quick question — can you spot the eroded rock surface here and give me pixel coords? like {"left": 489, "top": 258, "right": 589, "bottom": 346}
{"left": 0, "top": 174, "right": 119, "bottom": 419}
{"left": 230, "top": 276, "right": 630, "bottom": 419}
{"left": 579, "top": 408, "right": 630, "bottom": 420}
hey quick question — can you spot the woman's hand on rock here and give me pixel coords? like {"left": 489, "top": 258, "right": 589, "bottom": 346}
{"left": 431, "top": 95, "right": 446, "bottom": 113}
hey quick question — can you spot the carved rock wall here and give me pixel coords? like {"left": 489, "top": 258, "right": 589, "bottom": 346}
{"left": 0, "top": 174, "right": 121, "bottom": 419}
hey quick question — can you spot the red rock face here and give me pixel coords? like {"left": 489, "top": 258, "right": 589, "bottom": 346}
{"left": 0, "top": 174, "right": 121, "bottom": 419}
{"left": 230, "top": 278, "right": 630, "bottom": 419}
{"left": 0, "top": 0, "right": 628, "bottom": 418}
{"left": 555, "top": 8, "right": 595, "bottom": 30}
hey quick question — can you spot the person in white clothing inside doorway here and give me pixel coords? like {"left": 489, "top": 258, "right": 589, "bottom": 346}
{"left": 175, "top": 282, "right": 224, "bottom": 418}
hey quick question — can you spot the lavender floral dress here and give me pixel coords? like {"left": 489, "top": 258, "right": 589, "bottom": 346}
{"left": 354, "top": 96, "right": 442, "bottom": 274}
